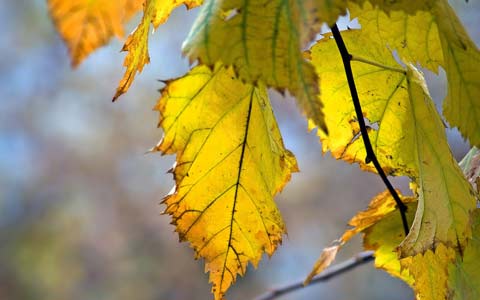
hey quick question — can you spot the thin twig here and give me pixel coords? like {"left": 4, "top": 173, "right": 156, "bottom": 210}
{"left": 252, "top": 251, "right": 374, "bottom": 300}
{"left": 330, "top": 24, "right": 409, "bottom": 236}
{"left": 351, "top": 55, "right": 406, "bottom": 74}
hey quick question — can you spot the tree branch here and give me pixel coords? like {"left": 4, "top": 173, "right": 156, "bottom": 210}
{"left": 252, "top": 251, "right": 374, "bottom": 300}
{"left": 330, "top": 24, "right": 409, "bottom": 236}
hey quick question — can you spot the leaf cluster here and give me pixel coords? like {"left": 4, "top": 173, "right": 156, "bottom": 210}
{"left": 48, "top": 0, "right": 480, "bottom": 299}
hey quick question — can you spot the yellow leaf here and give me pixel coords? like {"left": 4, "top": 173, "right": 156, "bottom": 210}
{"left": 364, "top": 199, "right": 479, "bottom": 300}
{"left": 48, "top": 0, "right": 143, "bottom": 66}
{"left": 305, "top": 190, "right": 415, "bottom": 283}
{"left": 310, "top": 29, "right": 476, "bottom": 257}
{"left": 401, "top": 244, "right": 456, "bottom": 300}
{"left": 182, "top": 0, "right": 350, "bottom": 133}
{"left": 448, "top": 209, "right": 480, "bottom": 300}
{"left": 399, "top": 65, "right": 476, "bottom": 256}
{"left": 352, "top": 0, "right": 437, "bottom": 15}
{"left": 362, "top": 198, "right": 417, "bottom": 287}
{"left": 113, "top": 0, "right": 203, "bottom": 101}
{"left": 154, "top": 63, "right": 298, "bottom": 300}
{"left": 348, "top": 1, "right": 443, "bottom": 72}
{"left": 433, "top": 0, "right": 480, "bottom": 148}
{"left": 310, "top": 30, "right": 416, "bottom": 176}
{"left": 349, "top": 0, "right": 480, "bottom": 147}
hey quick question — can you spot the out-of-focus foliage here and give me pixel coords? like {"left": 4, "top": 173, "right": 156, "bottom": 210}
{"left": 47, "top": 0, "right": 143, "bottom": 66}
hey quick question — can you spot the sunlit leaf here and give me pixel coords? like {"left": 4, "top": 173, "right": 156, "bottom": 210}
{"left": 448, "top": 209, "right": 480, "bottom": 300}
{"left": 433, "top": 0, "right": 480, "bottom": 148}
{"left": 48, "top": 0, "right": 143, "bottom": 66}
{"left": 182, "top": 0, "right": 351, "bottom": 133}
{"left": 113, "top": 0, "right": 203, "bottom": 100}
{"left": 398, "top": 65, "right": 476, "bottom": 256}
{"left": 351, "top": 0, "right": 433, "bottom": 15}
{"left": 310, "top": 30, "right": 476, "bottom": 257}
{"left": 362, "top": 197, "right": 416, "bottom": 287}
{"left": 350, "top": 0, "right": 480, "bottom": 147}
{"left": 154, "top": 63, "right": 298, "bottom": 300}
{"left": 348, "top": 1, "right": 443, "bottom": 72}
{"left": 323, "top": 193, "right": 477, "bottom": 300}
{"left": 305, "top": 190, "right": 415, "bottom": 283}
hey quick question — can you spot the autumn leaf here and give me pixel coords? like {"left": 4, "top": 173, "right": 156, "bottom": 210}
{"left": 182, "top": 0, "right": 350, "bottom": 133}
{"left": 351, "top": 0, "right": 434, "bottom": 14}
{"left": 398, "top": 65, "right": 476, "bottom": 256}
{"left": 309, "top": 30, "right": 417, "bottom": 176}
{"left": 154, "top": 63, "right": 298, "bottom": 300}
{"left": 433, "top": 0, "right": 480, "bottom": 149}
{"left": 304, "top": 190, "right": 415, "bottom": 284}
{"left": 113, "top": 0, "right": 203, "bottom": 101}
{"left": 362, "top": 196, "right": 416, "bottom": 287}
{"left": 350, "top": 0, "right": 480, "bottom": 147}
{"left": 48, "top": 0, "right": 143, "bottom": 66}
{"left": 310, "top": 29, "right": 476, "bottom": 257}
{"left": 367, "top": 207, "right": 456, "bottom": 300}
{"left": 310, "top": 190, "right": 479, "bottom": 300}
{"left": 364, "top": 204, "right": 480, "bottom": 300}
{"left": 448, "top": 209, "right": 480, "bottom": 300}
{"left": 348, "top": 1, "right": 443, "bottom": 72}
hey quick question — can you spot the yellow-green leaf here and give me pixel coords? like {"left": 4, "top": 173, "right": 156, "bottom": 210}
{"left": 433, "top": 0, "right": 480, "bottom": 148}
{"left": 305, "top": 190, "right": 415, "bottom": 283}
{"left": 310, "top": 30, "right": 416, "bottom": 175}
{"left": 48, "top": 0, "right": 143, "bottom": 66}
{"left": 364, "top": 199, "right": 479, "bottom": 300}
{"left": 349, "top": 0, "right": 480, "bottom": 147}
{"left": 399, "top": 65, "right": 476, "bottom": 256}
{"left": 113, "top": 0, "right": 203, "bottom": 101}
{"left": 351, "top": 0, "right": 433, "bottom": 15}
{"left": 362, "top": 197, "right": 417, "bottom": 287}
{"left": 401, "top": 243, "right": 456, "bottom": 300}
{"left": 182, "top": 0, "right": 349, "bottom": 133}
{"left": 348, "top": 1, "right": 443, "bottom": 72}
{"left": 448, "top": 209, "right": 480, "bottom": 300}
{"left": 310, "top": 30, "right": 476, "bottom": 256}
{"left": 154, "top": 63, "right": 298, "bottom": 300}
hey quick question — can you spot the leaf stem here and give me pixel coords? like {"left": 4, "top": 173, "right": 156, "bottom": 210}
{"left": 330, "top": 24, "right": 409, "bottom": 236}
{"left": 252, "top": 251, "right": 374, "bottom": 300}
{"left": 351, "top": 55, "right": 407, "bottom": 74}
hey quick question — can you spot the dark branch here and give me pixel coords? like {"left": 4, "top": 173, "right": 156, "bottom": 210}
{"left": 252, "top": 251, "right": 374, "bottom": 300}
{"left": 330, "top": 24, "right": 410, "bottom": 236}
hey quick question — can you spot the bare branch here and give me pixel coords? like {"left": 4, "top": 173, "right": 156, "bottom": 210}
{"left": 252, "top": 251, "right": 374, "bottom": 300}
{"left": 330, "top": 24, "right": 409, "bottom": 236}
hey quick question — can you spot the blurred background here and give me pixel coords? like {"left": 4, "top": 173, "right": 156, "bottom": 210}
{"left": 0, "top": 1, "right": 478, "bottom": 299}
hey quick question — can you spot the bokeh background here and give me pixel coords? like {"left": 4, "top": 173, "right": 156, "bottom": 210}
{"left": 1, "top": 1, "right": 479, "bottom": 299}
